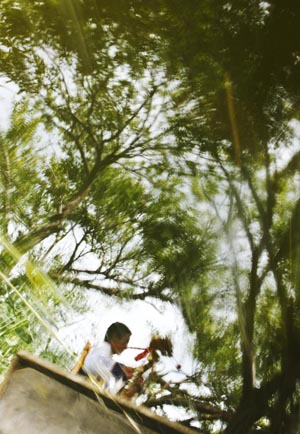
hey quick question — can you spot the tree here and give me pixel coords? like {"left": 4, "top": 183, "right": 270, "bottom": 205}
{"left": 150, "top": 1, "right": 300, "bottom": 432}
{"left": 2, "top": 1, "right": 300, "bottom": 433}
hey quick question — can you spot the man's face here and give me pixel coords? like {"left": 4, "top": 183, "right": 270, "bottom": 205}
{"left": 110, "top": 333, "right": 131, "bottom": 354}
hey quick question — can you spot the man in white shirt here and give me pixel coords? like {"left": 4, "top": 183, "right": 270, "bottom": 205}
{"left": 83, "top": 322, "right": 134, "bottom": 392}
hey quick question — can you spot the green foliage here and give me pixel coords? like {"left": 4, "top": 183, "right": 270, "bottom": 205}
{"left": 1, "top": 1, "right": 300, "bottom": 432}
{"left": 142, "top": 210, "right": 211, "bottom": 287}
{"left": 0, "top": 101, "right": 47, "bottom": 233}
{"left": 255, "top": 287, "right": 282, "bottom": 380}
{"left": 0, "top": 280, "right": 75, "bottom": 379}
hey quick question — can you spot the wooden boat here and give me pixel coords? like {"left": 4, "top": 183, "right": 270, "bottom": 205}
{"left": 0, "top": 350, "right": 198, "bottom": 434}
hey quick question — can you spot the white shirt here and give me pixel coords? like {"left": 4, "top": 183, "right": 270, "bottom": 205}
{"left": 84, "top": 342, "right": 114, "bottom": 383}
{"left": 83, "top": 342, "right": 124, "bottom": 393}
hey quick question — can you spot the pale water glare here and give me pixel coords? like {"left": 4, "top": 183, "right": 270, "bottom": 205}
{"left": 0, "top": 80, "right": 18, "bottom": 130}
{"left": 58, "top": 290, "right": 196, "bottom": 376}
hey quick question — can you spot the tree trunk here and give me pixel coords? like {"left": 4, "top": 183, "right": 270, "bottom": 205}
{"left": 224, "top": 374, "right": 281, "bottom": 434}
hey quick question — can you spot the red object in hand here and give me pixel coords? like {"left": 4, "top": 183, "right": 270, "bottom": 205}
{"left": 134, "top": 348, "right": 149, "bottom": 361}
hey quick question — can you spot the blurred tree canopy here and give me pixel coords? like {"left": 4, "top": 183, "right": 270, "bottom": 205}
{"left": 1, "top": 1, "right": 300, "bottom": 433}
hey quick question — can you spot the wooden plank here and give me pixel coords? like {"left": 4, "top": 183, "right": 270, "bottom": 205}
{"left": 0, "top": 366, "right": 155, "bottom": 434}
{"left": 0, "top": 351, "right": 199, "bottom": 434}
{"left": 71, "top": 341, "right": 91, "bottom": 374}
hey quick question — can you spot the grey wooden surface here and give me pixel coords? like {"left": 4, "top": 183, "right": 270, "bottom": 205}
{"left": 0, "top": 367, "right": 154, "bottom": 434}
{"left": 0, "top": 352, "right": 198, "bottom": 434}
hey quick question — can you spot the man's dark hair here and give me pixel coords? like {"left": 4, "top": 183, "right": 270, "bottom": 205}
{"left": 104, "top": 322, "right": 131, "bottom": 342}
